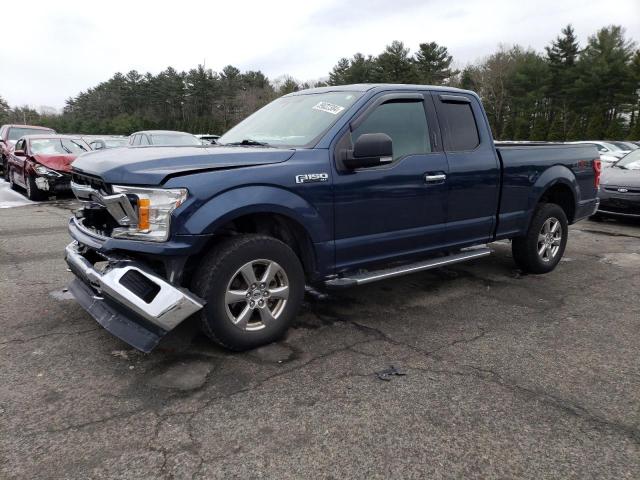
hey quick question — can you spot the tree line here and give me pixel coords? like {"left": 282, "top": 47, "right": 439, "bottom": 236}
{"left": 1, "top": 24, "right": 638, "bottom": 140}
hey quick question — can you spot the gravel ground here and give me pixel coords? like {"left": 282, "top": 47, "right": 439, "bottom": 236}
{"left": 0, "top": 195, "right": 639, "bottom": 479}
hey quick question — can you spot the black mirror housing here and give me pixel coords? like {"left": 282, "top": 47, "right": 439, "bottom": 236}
{"left": 344, "top": 133, "right": 393, "bottom": 169}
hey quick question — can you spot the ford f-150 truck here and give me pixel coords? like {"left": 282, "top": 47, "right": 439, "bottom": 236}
{"left": 64, "top": 84, "right": 601, "bottom": 352}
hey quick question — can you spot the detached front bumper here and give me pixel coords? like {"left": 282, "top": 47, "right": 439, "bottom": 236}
{"left": 65, "top": 242, "right": 204, "bottom": 352}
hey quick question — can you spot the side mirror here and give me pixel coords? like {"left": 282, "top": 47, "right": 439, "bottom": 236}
{"left": 344, "top": 133, "right": 393, "bottom": 169}
{"left": 13, "top": 149, "right": 26, "bottom": 156}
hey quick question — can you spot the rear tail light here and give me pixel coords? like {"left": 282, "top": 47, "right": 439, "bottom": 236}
{"left": 593, "top": 159, "right": 601, "bottom": 189}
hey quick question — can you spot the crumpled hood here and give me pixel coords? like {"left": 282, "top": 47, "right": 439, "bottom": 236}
{"left": 34, "top": 154, "right": 77, "bottom": 173}
{"left": 601, "top": 167, "right": 640, "bottom": 188}
{"left": 71, "top": 145, "right": 295, "bottom": 185}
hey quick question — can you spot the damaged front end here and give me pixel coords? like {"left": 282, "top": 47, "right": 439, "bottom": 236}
{"left": 65, "top": 242, "right": 204, "bottom": 352}
{"left": 65, "top": 173, "right": 205, "bottom": 352}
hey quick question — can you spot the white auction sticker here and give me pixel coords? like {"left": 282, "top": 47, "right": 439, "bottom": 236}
{"left": 312, "top": 102, "right": 345, "bottom": 115}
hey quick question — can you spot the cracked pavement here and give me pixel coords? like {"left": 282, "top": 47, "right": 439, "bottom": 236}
{"left": 0, "top": 199, "right": 639, "bottom": 479}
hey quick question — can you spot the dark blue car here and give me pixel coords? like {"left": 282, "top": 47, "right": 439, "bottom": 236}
{"left": 65, "top": 84, "right": 600, "bottom": 352}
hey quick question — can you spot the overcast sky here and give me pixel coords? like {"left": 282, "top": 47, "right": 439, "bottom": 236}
{"left": 1, "top": 0, "right": 638, "bottom": 109}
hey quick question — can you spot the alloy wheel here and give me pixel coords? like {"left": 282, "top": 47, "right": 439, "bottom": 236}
{"left": 537, "top": 217, "right": 562, "bottom": 262}
{"left": 224, "top": 259, "right": 290, "bottom": 331}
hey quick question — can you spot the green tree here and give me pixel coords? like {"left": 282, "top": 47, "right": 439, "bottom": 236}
{"left": 376, "top": 41, "right": 418, "bottom": 83}
{"left": 545, "top": 25, "right": 580, "bottom": 140}
{"left": 572, "top": 26, "right": 637, "bottom": 138}
{"left": 414, "top": 42, "right": 458, "bottom": 85}
{"left": 0, "top": 96, "right": 10, "bottom": 124}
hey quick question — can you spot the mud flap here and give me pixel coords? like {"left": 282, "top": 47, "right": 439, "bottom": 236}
{"left": 68, "top": 278, "right": 167, "bottom": 353}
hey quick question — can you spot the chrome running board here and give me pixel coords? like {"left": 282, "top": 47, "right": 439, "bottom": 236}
{"left": 325, "top": 246, "right": 492, "bottom": 288}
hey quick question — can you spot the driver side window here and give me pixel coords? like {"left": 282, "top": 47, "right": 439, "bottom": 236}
{"left": 352, "top": 101, "right": 431, "bottom": 161}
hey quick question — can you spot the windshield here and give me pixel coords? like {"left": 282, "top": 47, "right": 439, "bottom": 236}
{"left": 150, "top": 134, "right": 201, "bottom": 146}
{"left": 608, "top": 141, "right": 635, "bottom": 150}
{"left": 218, "top": 91, "right": 362, "bottom": 147}
{"left": 31, "top": 138, "right": 89, "bottom": 155}
{"left": 598, "top": 142, "right": 623, "bottom": 152}
{"left": 104, "top": 139, "right": 128, "bottom": 148}
{"left": 9, "top": 127, "right": 54, "bottom": 141}
{"left": 614, "top": 150, "right": 640, "bottom": 170}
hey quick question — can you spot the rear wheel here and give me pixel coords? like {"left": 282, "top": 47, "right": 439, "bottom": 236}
{"left": 512, "top": 203, "right": 568, "bottom": 274}
{"left": 192, "top": 234, "right": 305, "bottom": 351}
{"left": 25, "top": 173, "right": 46, "bottom": 201}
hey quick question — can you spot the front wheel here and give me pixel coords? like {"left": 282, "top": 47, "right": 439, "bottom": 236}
{"left": 2, "top": 157, "right": 8, "bottom": 182}
{"left": 192, "top": 234, "right": 305, "bottom": 351}
{"left": 26, "top": 173, "right": 46, "bottom": 201}
{"left": 8, "top": 168, "right": 17, "bottom": 190}
{"left": 512, "top": 203, "right": 568, "bottom": 274}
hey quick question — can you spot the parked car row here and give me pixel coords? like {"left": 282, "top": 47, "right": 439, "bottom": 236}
{"left": 0, "top": 125, "right": 219, "bottom": 200}
{"left": 594, "top": 148, "right": 640, "bottom": 220}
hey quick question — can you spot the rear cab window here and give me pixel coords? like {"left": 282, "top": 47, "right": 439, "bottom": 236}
{"left": 435, "top": 95, "right": 480, "bottom": 152}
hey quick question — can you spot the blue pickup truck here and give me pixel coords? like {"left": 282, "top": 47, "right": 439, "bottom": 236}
{"left": 65, "top": 84, "right": 601, "bottom": 352}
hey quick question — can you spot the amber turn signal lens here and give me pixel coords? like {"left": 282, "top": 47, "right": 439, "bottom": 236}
{"left": 138, "top": 198, "right": 150, "bottom": 230}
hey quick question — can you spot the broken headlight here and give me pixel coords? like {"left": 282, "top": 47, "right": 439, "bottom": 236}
{"left": 110, "top": 186, "right": 188, "bottom": 242}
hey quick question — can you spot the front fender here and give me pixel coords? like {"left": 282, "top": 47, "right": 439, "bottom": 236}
{"left": 179, "top": 185, "right": 330, "bottom": 243}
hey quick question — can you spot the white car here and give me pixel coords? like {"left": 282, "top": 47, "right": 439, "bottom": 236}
{"left": 569, "top": 141, "right": 630, "bottom": 159}
{"left": 599, "top": 153, "right": 620, "bottom": 168}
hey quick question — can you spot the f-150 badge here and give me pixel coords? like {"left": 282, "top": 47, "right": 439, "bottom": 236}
{"left": 295, "top": 173, "right": 329, "bottom": 184}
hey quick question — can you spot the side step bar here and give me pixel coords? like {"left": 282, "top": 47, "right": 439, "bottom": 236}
{"left": 325, "top": 246, "right": 492, "bottom": 288}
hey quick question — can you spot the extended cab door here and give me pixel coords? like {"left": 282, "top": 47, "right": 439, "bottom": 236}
{"left": 432, "top": 93, "right": 501, "bottom": 247}
{"left": 332, "top": 91, "right": 449, "bottom": 271}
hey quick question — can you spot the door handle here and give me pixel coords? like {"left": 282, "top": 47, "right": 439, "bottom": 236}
{"left": 425, "top": 173, "right": 446, "bottom": 183}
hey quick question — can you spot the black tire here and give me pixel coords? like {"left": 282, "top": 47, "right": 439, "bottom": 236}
{"left": 25, "top": 173, "right": 46, "bottom": 201}
{"left": 8, "top": 168, "right": 18, "bottom": 191}
{"left": 192, "top": 234, "right": 305, "bottom": 351}
{"left": 512, "top": 203, "right": 568, "bottom": 274}
{"left": 2, "top": 157, "right": 8, "bottom": 182}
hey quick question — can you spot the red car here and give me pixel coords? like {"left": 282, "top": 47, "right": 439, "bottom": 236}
{"left": 7, "top": 135, "right": 90, "bottom": 200}
{"left": 0, "top": 124, "right": 56, "bottom": 181}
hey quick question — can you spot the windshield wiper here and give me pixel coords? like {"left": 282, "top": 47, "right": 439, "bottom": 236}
{"left": 223, "top": 139, "right": 271, "bottom": 147}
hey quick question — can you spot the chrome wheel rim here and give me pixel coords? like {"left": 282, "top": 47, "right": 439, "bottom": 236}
{"left": 537, "top": 217, "right": 562, "bottom": 262}
{"left": 225, "top": 259, "right": 289, "bottom": 331}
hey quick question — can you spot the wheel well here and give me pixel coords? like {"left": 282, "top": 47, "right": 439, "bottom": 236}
{"left": 188, "top": 213, "right": 316, "bottom": 280}
{"left": 539, "top": 183, "right": 575, "bottom": 223}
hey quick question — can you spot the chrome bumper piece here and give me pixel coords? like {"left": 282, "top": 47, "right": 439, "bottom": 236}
{"left": 70, "top": 181, "right": 138, "bottom": 226}
{"left": 64, "top": 242, "right": 204, "bottom": 332}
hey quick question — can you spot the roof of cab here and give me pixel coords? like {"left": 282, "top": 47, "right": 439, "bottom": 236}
{"left": 286, "top": 83, "right": 474, "bottom": 96}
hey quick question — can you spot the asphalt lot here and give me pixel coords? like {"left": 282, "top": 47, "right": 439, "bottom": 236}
{"left": 0, "top": 187, "right": 639, "bottom": 479}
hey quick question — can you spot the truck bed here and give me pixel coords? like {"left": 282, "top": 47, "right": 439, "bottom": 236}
{"left": 494, "top": 143, "right": 599, "bottom": 239}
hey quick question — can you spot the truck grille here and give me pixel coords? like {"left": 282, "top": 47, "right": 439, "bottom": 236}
{"left": 71, "top": 172, "right": 111, "bottom": 195}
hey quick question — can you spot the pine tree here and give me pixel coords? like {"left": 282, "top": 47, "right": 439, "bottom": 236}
{"left": 604, "top": 117, "right": 625, "bottom": 139}
{"left": 545, "top": 25, "right": 580, "bottom": 138}
{"left": 547, "top": 113, "right": 565, "bottom": 141}
{"left": 585, "top": 111, "right": 607, "bottom": 139}
{"left": 377, "top": 41, "right": 418, "bottom": 83}
{"left": 329, "top": 58, "right": 350, "bottom": 85}
{"left": 414, "top": 42, "right": 458, "bottom": 85}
